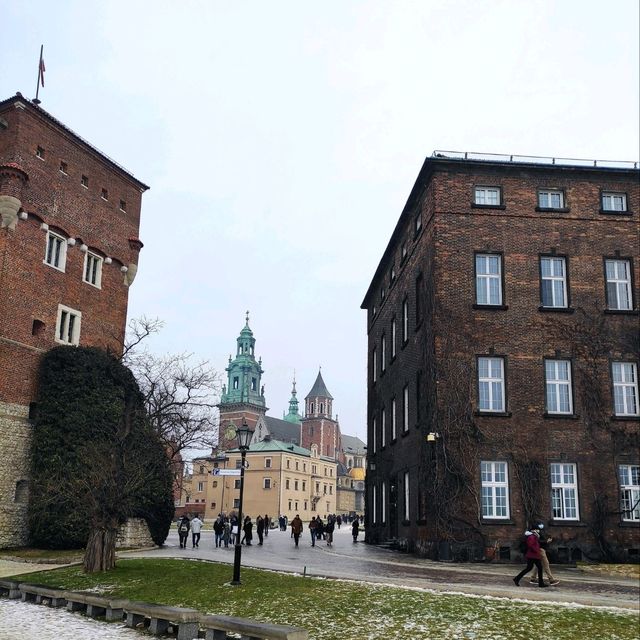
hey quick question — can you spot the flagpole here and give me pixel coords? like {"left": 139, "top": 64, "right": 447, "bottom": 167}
{"left": 34, "top": 45, "right": 44, "bottom": 104}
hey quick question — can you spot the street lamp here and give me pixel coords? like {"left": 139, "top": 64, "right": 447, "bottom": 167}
{"left": 231, "top": 416, "right": 254, "bottom": 585}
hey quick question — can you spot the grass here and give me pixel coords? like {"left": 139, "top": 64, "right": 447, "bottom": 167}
{"left": 577, "top": 562, "right": 640, "bottom": 580}
{"left": 6, "top": 558, "right": 639, "bottom": 640}
{"left": 0, "top": 548, "right": 84, "bottom": 561}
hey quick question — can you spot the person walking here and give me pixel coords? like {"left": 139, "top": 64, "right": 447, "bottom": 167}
{"left": 316, "top": 515, "right": 325, "bottom": 541}
{"left": 336, "top": 515, "right": 342, "bottom": 529}
{"left": 256, "top": 515, "right": 265, "bottom": 545}
{"left": 352, "top": 518, "right": 359, "bottom": 542}
{"left": 213, "top": 515, "right": 224, "bottom": 548}
{"left": 177, "top": 515, "right": 190, "bottom": 549}
{"left": 528, "top": 524, "right": 559, "bottom": 585}
{"left": 230, "top": 515, "right": 239, "bottom": 545}
{"left": 513, "top": 527, "right": 548, "bottom": 588}
{"left": 263, "top": 515, "right": 270, "bottom": 537}
{"left": 291, "top": 514, "right": 303, "bottom": 547}
{"left": 190, "top": 514, "right": 203, "bottom": 548}
{"left": 309, "top": 516, "right": 318, "bottom": 546}
{"left": 222, "top": 518, "right": 231, "bottom": 548}
{"left": 242, "top": 515, "right": 253, "bottom": 545}
{"left": 325, "top": 515, "right": 335, "bottom": 547}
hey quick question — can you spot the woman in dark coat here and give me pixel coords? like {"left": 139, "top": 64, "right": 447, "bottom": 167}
{"left": 242, "top": 516, "right": 253, "bottom": 545}
{"left": 352, "top": 518, "right": 359, "bottom": 542}
{"left": 256, "top": 515, "right": 265, "bottom": 545}
{"left": 513, "top": 528, "right": 548, "bottom": 587}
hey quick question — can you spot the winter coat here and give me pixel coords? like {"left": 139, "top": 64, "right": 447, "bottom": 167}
{"left": 178, "top": 517, "right": 190, "bottom": 534}
{"left": 190, "top": 517, "right": 203, "bottom": 534}
{"left": 291, "top": 516, "right": 303, "bottom": 535}
{"left": 525, "top": 532, "right": 542, "bottom": 560}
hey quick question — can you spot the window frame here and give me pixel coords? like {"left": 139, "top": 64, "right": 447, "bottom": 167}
{"left": 263, "top": 477, "right": 272, "bottom": 489}
{"left": 474, "top": 252, "right": 504, "bottom": 307}
{"left": 55, "top": 304, "right": 81, "bottom": 346}
{"left": 83, "top": 251, "right": 103, "bottom": 289}
{"left": 402, "top": 298, "right": 408, "bottom": 344}
{"left": 537, "top": 188, "right": 567, "bottom": 211}
{"left": 550, "top": 462, "right": 580, "bottom": 521}
{"left": 403, "top": 471, "right": 410, "bottom": 521}
{"left": 381, "top": 407, "right": 386, "bottom": 449}
{"left": 372, "top": 347, "right": 377, "bottom": 384}
{"left": 391, "top": 397, "right": 397, "bottom": 441}
{"left": 264, "top": 457, "right": 272, "bottom": 469}
{"left": 604, "top": 257, "right": 635, "bottom": 311}
{"left": 480, "top": 461, "right": 510, "bottom": 519}
{"left": 473, "top": 185, "right": 503, "bottom": 208}
{"left": 539, "top": 254, "right": 569, "bottom": 310}
{"left": 600, "top": 191, "right": 629, "bottom": 214}
{"left": 402, "top": 384, "right": 409, "bottom": 433}
{"left": 619, "top": 464, "right": 640, "bottom": 522}
{"left": 611, "top": 362, "right": 640, "bottom": 417}
{"left": 476, "top": 356, "right": 506, "bottom": 413}
{"left": 544, "top": 358, "right": 574, "bottom": 415}
{"left": 381, "top": 334, "right": 386, "bottom": 373}
{"left": 391, "top": 316, "right": 397, "bottom": 359}
{"left": 44, "top": 230, "right": 67, "bottom": 272}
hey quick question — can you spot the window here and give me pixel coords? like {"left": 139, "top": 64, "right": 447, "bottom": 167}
{"left": 404, "top": 471, "right": 410, "bottom": 520}
{"left": 294, "top": 480, "right": 299, "bottom": 491}
{"left": 475, "top": 254, "right": 502, "bottom": 305}
{"left": 381, "top": 408, "right": 386, "bottom": 448}
{"left": 391, "top": 398, "right": 397, "bottom": 440}
{"left": 380, "top": 287, "right": 385, "bottom": 302}
{"left": 381, "top": 481, "right": 386, "bottom": 523}
{"left": 199, "top": 466, "right": 205, "bottom": 474}
{"left": 120, "top": 200, "right": 127, "bottom": 211}
{"left": 605, "top": 259, "right": 633, "bottom": 310}
{"left": 101, "top": 188, "right": 108, "bottom": 200}
{"left": 612, "top": 362, "right": 639, "bottom": 416}
{"left": 83, "top": 252, "right": 103, "bottom": 288}
{"left": 551, "top": 463, "right": 579, "bottom": 520}
{"left": 32, "top": 319, "right": 45, "bottom": 336}
{"left": 372, "top": 416, "right": 377, "bottom": 454}
{"left": 416, "top": 273, "right": 423, "bottom": 325}
{"left": 235, "top": 459, "right": 242, "bottom": 469}
{"left": 234, "top": 498, "right": 240, "bottom": 508}
{"left": 265, "top": 457, "right": 272, "bottom": 468}
{"left": 81, "top": 175, "right": 89, "bottom": 188}
{"left": 251, "top": 377, "right": 257, "bottom": 391}
{"left": 540, "top": 256, "right": 567, "bottom": 308}
{"left": 545, "top": 360, "right": 573, "bottom": 414}
{"left": 415, "top": 213, "right": 422, "bottom": 234}
{"left": 36, "top": 146, "right": 45, "bottom": 159}
{"left": 390, "top": 264, "right": 396, "bottom": 283}
{"left": 474, "top": 186, "right": 500, "bottom": 206}
{"left": 234, "top": 479, "right": 241, "bottom": 489}
{"left": 391, "top": 318, "right": 397, "bottom": 359}
{"left": 416, "top": 371, "right": 422, "bottom": 421}
{"left": 286, "top": 479, "right": 290, "bottom": 490}
{"left": 477, "top": 357, "right": 505, "bottom": 412}
{"left": 59, "top": 161, "right": 68, "bottom": 174}
{"left": 403, "top": 385, "right": 409, "bottom": 432}
{"left": 295, "top": 460, "right": 299, "bottom": 470}
{"left": 287, "top": 459, "right": 291, "bottom": 469}
{"left": 372, "top": 485, "right": 377, "bottom": 524}
{"left": 381, "top": 335, "right": 386, "bottom": 372}
{"left": 233, "top": 377, "right": 239, "bottom": 389}
{"left": 197, "top": 482, "right": 204, "bottom": 492}
{"left": 619, "top": 465, "right": 640, "bottom": 522}
{"left": 372, "top": 347, "right": 377, "bottom": 383}
{"left": 401, "top": 242, "right": 407, "bottom": 261}
{"left": 481, "top": 461, "right": 510, "bottom": 519}
{"left": 538, "top": 189, "right": 564, "bottom": 209}
{"left": 329, "top": 485, "right": 333, "bottom": 495}
{"left": 602, "top": 192, "right": 627, "bottom": 212}
{"left": 302, "top": 481, "right": 306, "bottom": 491}
{"left": 44, "top": 231, "right": 67, "bottom": 271}
{"left": 402, "top": 299, "right": 408, "bottom": 342}
{"left": 55, "top": 305, "right": 81, "bottom": 346}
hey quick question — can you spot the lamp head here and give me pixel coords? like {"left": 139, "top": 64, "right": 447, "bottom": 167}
{"left": 236, "top": 416, "right": 254, "bottom": 450}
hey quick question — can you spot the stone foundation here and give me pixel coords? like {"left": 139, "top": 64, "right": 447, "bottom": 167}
{"left": 116, "top": 518, "right": 155, "bottom": 549}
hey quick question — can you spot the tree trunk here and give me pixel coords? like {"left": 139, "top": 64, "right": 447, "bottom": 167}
{"left": 83, "top": 527, "right": 118, "bottom": 573}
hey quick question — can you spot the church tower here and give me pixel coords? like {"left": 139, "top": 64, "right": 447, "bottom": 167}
{"left": 283, "top": 374, "right": 302, "bottom": 424}
{"left": 217, "top": 313, "right": 267, "bottom": 448}
{"left": 300, "top": 369, "right": 342, "bottom": 459}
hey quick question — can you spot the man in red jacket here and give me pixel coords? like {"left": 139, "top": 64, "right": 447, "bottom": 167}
{"left": 513, "top": 527, "right": 549, "bottom": 588}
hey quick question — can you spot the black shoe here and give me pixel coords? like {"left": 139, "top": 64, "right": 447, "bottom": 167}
{"left": 513, "top": 578, "right": 520, "bottom": 587}
{"left": 539, "top": 584, "right": 549, "bottom": 588}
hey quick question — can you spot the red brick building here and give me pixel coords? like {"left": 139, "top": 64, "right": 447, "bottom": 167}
{"left": 0, "top": 93, "right": 148, "bottom": 547}
{"left": 362, "top": 152, "right": 639, "bottom": 562}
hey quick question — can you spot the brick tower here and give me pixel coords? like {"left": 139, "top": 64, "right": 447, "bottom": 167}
{"left": 0, "top": 93, "right": 148, "bottom": 548}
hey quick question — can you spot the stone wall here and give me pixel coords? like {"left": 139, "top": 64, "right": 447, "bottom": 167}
{"left": 0, "top": 402, "right": 31, "bottom": 548}
{"left": 116, "top": 518, "right": 155, "bottom": 549}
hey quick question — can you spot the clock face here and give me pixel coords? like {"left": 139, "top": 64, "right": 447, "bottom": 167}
{"left": 224, "top": 427, "right": 237, "bottom": 441}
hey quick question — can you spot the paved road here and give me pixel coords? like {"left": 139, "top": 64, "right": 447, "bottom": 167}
{"left": 122, "top": 525, "right": 640, "bottom": 611}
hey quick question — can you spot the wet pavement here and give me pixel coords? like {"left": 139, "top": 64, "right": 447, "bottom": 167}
{"left": 122, "top": 525, "right": 640, "bottom": 611}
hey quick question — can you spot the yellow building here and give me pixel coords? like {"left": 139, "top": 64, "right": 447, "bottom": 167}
{"left": 188, "top": 437, "right": 337, "bottom": 522}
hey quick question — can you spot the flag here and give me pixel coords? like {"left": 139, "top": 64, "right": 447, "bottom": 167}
{"left": 39, "top": 56, "right": 46, "bottom": 87}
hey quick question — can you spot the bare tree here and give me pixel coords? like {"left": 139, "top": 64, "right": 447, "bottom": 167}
{"left": 122, "top": 317, "right": 221, "bottom": 459}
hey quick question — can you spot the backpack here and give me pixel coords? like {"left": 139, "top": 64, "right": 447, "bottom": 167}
{"left": 179, "top": 522, "right": 188, "bottom": 533}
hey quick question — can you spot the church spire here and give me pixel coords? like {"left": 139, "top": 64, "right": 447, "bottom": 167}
{"left": 283, "top": 371, "right": 302, "bottom": 424}
{"left": 305, "top": 368, "right": 333, "bottom": 417}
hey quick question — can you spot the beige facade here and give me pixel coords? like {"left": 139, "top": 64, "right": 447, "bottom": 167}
{"left": 187, "top": 441, "right": 337, "bottom": 522}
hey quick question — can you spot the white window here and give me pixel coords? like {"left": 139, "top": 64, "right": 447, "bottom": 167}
{"left": 372, "top": 485, "right": 377, "bottom": 524}
{"left": 540, "top": 257, "right": 567, "bottom": 308}
{"left": 372, "top": 416, "right": 377, "bottom": 454}
{"left": 391, "top": 397, "right": 397, "bottom": 440}
{"left": 401, "top": 243, "right": 407, "bottom": 261}
{"left": 403, "top": 385, "right": 409, "bottom": 431}
{"left": 45, "top": 231, "right": 67, "bottom": 271}
{"left": 619, "top": 465, "right": 640, "bottom": 522}
{"left": 415, "top": 214, "right": 422, "bottom": 233}
{"left": 381, "top": 335, "right": 386, "bottom": 372}
{"left": 403, "top": 471, "right": 410, "bottom": 520}
{"left": 481, "top": 461, "right": 510, "bottom": 519}
{"left": 545, "top": 360, "right": 573, "bottom": 414}
{"left": 538, "top": 189, "right": 564, "bottom": 209}
{"left": 605, "top": 259, "right": 633, "bottom": 310}
{"left": 602, "top": 192, "right": 627, "bottom": 212}
{"left": 55, "top": 305, "right": 81, "bottom": 346}
{"left": 83, "top": 251, "right": 103, "bottom": 288}
{"left": 551, "top": 463, "right": 579, "bottom": 520}
{"left": 197, "top": 482, "right": 204, "bottom": 492}
{"left": 372, "top": 348, "right": 377, "bottom": 383}
{"left": 381, "top": 481, "right": 386, "bottom": 523}
{"left": 475, "top": 254, "right": 502, "bottom": 305}
{"left": 391, "top": 318, "right": 397, "bottom": 358}
{"left": 478, "top": 357, "right": 505, "bottom": 412}
{"left": 612, "top": 363, "right": 639, "bottom": 416}
{"left": 381, "top": 408, "right": 386, "bottom": 448}
{"left": 474, "top": 186, "right": 500, "bottom": 206}
{"left": 264, "top": 457, "right": 272, "bottom": 468}
{"left": 402, "top": 299, "right": 408, "bottom": 342}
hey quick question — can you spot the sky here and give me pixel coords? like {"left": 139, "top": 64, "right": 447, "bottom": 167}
{"left": 1, "top": 1, "right": 638, "bottom": 445}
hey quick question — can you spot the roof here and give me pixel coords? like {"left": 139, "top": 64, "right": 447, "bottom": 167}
{"left": 264, "top": 415, "right": 301, "bottom": 445}
{"left": 305, "top": 370, "right": 333, "bottom": 399}
{"left": 0, "top": 93, "right": 149, "bottom": 191}
{"left": 361, "top": 150, "right": 639, "bottom": 308}
{"left": 341, "top": 434, "right": 366, "bottom": 455}
{"left": 227, "top": 438, "right": 310, "bottom": 457}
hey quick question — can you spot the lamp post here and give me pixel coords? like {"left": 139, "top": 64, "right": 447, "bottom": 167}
{"left": 231, "top": 417, "right": 254, "bottom": 585}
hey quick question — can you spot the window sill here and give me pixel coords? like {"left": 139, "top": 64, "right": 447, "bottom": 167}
{"left": 535, "top": 207, "right": 570, "bottom": 213}
{"left": 481, "top": 519, "right": 515, "bottom": 525}
{"left": 550, "top": 520, "right": 585, "bottom": 527}
{"left": 610, "top": 415, "right": 640, "bottom": 422}
{"left": 604, "top": 309, "right": 638, "bottom": 315}
{"left": 473, "top": 304, "right": 509, "bottom": 311}
{"left": 543, "top": 413, "right": 579, "bottom": 420}
{"left": 619, "top": 521, "right": 640, "bottom": 528}
{"left": 471, "top": 203, "right": 506, "bottom": 210}
{"left": 599, "top": 209, "right": 633, "bottom": 216}
{"left": 538, "top": 306, "right": 574, "bottom": 313}
{"left": 474, "top": 411, "right": 512, "bottom": 418}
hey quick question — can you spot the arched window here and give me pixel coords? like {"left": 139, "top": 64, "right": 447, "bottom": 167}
{"left": 310, "top": 402, "right": 314, "bottom": 414}
{"left": 320, "top": 403, "right": 324, "bottom": 414}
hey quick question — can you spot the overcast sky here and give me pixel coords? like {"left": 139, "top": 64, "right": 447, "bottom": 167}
{"left": 2, "top": 1, "right": 638, "bottom": 445}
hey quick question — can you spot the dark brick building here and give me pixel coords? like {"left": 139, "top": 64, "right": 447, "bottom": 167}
{"left": 362, "top": 151, "right": 639, "bottom": 562}
{"left": 0, "top": 93, "right": 148, "bottom": 547}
